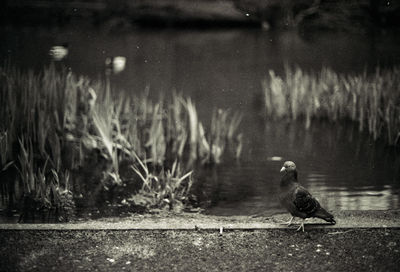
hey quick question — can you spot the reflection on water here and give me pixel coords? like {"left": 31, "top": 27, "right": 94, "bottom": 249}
{"left": 105, "top": 56, "right": 127, "bottom": 75}
{"left": 1, "top": 26, "right": 400, "bottom": 216}
{"left": 49, "top": 43, "right": 69, "bottom": 61}
{"left": 315, "top": 185, "right": 399, "bottom": 211}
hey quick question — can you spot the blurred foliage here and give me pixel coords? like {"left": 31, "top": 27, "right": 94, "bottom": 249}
{"left": 3, "top": 0, "right": 400, "bottom": 30}
{"left": 262, "top": 65, "right": 400, "bottom": 145}
{"left": 233, "top": 0, "right": 400, "bottom": 31}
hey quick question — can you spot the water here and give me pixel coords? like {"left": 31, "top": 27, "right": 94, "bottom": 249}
{"left": 199, "top": 121, "right": 400, "bottom": 215}
{"left": 1, "top": 26, "right": 400, "bottom": 216}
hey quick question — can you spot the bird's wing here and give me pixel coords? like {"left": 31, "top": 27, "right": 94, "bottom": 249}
{"left": 292, "top": 186, "right": 320, "bottom": 216}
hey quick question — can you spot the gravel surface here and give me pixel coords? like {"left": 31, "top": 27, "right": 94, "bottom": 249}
{"left": 1, "top": 210, "right": 400, "bottom": 271}
{"left": 1, "top": 228, "right": 400, "bottom": 271}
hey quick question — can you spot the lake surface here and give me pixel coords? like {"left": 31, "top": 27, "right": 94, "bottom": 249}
{"left": 1, "top": 26, "right": 400, "bottom": 216}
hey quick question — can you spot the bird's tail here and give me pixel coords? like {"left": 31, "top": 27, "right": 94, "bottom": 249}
{"left": 314, "top": 208, "right": 336, "bottom": 225}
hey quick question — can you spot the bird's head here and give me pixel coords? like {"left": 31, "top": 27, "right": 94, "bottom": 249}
{"left": 280, "top": 161, "right": 296, "bottom": 173}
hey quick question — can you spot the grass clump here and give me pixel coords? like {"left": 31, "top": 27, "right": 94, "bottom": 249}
{"left": 262, "top": 66, "right": 400, "bottom": 146}
{"left": 130, "top": 154, "right": 193, "bottom": 212}
{"left": 0, "top": 65, "right": 243, "bottom": 221}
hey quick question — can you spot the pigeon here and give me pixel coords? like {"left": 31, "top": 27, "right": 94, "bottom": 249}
{"left": 279, "top": 161, "right": 336, "bottom": 232}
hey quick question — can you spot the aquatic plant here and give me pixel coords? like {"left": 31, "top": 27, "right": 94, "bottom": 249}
{"left": 209, "top": 108, "right": 243, "bottom": 163}
{"left": 262, "top": 66, "right": 400, "bottom": 146}
{"left": 129, "top": 153, "right": 193, "bottom": 212}
{"left": 0, "top": 65, "right": 243, "bottom": 220}
{"left": 15, "top": 138, "right": 73, "bottom": 222}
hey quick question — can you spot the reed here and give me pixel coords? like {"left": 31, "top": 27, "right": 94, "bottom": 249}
{"left": 262, "top": 66, "right": 400, "bottom": 145}
{"left": 15, "top": 138, "right": 73, "bottom": 222}
{"left": 130, "top": 153, "right": 193, "bottom": 212}
{"left": 0, "top": 65, "right": 243, "bottom": 218}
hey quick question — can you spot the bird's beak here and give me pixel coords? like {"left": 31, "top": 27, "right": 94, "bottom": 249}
{"left": 280, "top": 166, "right": 285, "bottom": 173}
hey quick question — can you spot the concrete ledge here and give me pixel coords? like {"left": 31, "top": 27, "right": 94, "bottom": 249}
{"left": 1, "top": 210, "right": 399, "bottom": 230}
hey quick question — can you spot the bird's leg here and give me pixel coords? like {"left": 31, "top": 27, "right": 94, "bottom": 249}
{"left": 287, "top": 216, "right": 294, "bottom": 226}
{"left": 280, "top": 216, "right": 294, "bottom": 226}
{"left": 296, "top": 219, "right": 305, "bottom": 232}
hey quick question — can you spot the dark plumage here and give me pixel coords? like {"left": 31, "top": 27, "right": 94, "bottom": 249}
{"left": 279, "top": 161, "right": 336, "bottom": 232}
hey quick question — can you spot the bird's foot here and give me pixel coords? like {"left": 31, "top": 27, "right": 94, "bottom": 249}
{"left": 280, "top": 216, "right": 294, "bottom": 226}
{"left": 296, "top": 221, "right": 305, "bottom": 232}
